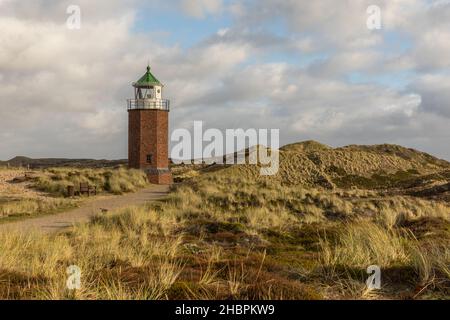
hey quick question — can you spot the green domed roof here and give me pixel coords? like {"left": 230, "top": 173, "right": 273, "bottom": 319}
{"left": 134, "top": 65, "right": 162, "bottom": 87}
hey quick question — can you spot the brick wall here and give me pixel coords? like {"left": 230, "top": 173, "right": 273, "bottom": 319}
{"left": 128, "top": 109, "right": 172, "bottom": 184}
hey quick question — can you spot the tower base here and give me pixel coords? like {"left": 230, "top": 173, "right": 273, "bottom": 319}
{"left": 146, "top": 168, "right": 173, "bottom": 185}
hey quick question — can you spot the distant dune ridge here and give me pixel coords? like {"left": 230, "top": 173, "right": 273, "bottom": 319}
{"left": 0, "top": 156, "right": 127, "bottom": 169}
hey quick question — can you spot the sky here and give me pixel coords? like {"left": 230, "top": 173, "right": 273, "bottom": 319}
{"left": 0, "top": 0, "right": 449, "bottom": 160}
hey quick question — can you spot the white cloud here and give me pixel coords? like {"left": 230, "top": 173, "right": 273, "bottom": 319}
{"left": 383, "top": 0, "right": 450, "bottom": 71}
{"left": 411, "top": 74, "right": 450, "bottom": 118}
{"left": 180, "top": 0, "right": 223, "bottom": 19}
{"left": 0, "top": 0, "right": 449, "bottom": 161}
{"left": 217, "top": 28, "right": 229, "bottom": 37}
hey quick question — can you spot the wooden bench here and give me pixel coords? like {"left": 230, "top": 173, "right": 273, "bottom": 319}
{"left": 79, "top": 182, "right": 97, "bottom": 196}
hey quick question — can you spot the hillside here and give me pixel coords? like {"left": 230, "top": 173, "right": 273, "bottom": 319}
{"left": 195, "top": 141, "right": 450, "bottom": 201}
{"left": 1, "top": 140, "right": 449, "bottom": 300}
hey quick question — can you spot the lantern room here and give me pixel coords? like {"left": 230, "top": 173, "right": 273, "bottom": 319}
{"left": 127, "top": 65, "right": 170, "bottom": 111}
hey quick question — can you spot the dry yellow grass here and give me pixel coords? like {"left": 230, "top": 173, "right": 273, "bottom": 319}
{"left": 317, "top": 219, "right": 450, "bottom": 298}
{"left": 0, "top": 205, "right": 183, "bottom": 299}
{"left": 223, "top": 141, "right": 450, "bottom": 190}
{"left": 0, "top": 175, "right": 448, "bottom": 299}
{"left": 33, "top": 167, "right": 148, "bottom": 196}
{"left": 0, "top": 198, "right": 78, "bottom": 219}
{"left": 0, "top": 167, "right": 149, "bottom": 221}
{"left": 0, "top": 143, "right": 449, "bottom": 300}
{"left": 319, "top": 221, "right": 410, "bottom": 270}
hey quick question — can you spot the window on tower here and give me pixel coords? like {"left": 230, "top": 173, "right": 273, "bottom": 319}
{"left": 146, "top": 154, "right": 153, "bottom": 164}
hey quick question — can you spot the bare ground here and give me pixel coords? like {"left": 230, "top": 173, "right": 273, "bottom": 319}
{"left": 0, "top": 169, "right": 46, "bottom": 199}
{"left": 0, "top": 185, "right": 169, "bottom": 234}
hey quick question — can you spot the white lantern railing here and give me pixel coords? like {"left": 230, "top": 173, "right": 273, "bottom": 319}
{"left": 127, "top": 99, "right": 170, "bottom": 111}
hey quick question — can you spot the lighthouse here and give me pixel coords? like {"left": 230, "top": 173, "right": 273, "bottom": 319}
{"left": 127, "top": 65, "right": 172, "bottom": 185}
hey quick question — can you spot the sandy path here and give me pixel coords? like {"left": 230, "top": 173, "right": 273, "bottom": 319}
{"left": 0, "top": 185, "right": 169, "bottom": 234}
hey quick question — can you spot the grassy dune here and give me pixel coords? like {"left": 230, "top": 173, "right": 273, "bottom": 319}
{"left": 0, "top": 167, "right": 149, "bottom": 220}
{"left": 231, "top": 141, "right": 450, "bottom": 190}
{"left": 0, "top": 142, "right": 448, "bottom": 299}
{"left": 33, "top": 167, "right": 148, "bottom": 196}
{"left": 0, "top": 162, "right": 449, "bottom": 299}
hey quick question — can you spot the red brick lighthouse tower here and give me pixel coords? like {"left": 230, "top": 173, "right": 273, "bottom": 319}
{"left": 127, "top": 65, "right": 172, "bottom": 184}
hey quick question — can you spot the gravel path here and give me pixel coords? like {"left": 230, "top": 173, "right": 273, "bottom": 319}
{"left": 0, "top": 185, "right": 169, "bottom": 234}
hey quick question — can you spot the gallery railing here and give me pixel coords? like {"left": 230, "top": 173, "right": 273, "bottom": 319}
{"left": 127, "top": 99, "right": 170, "bottom": 111}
